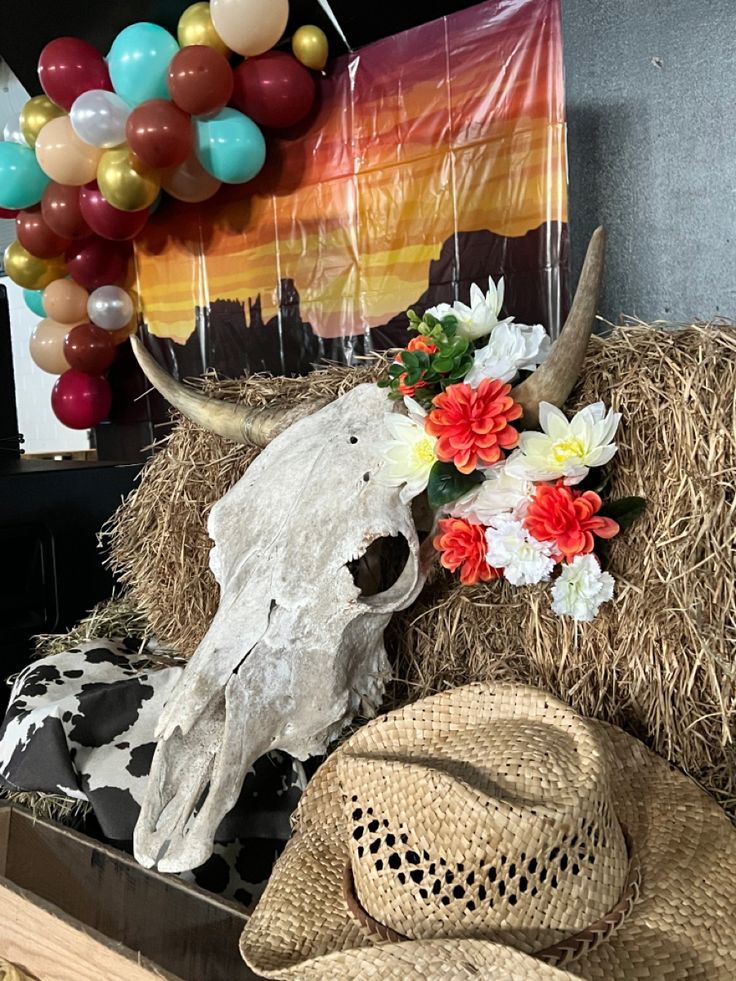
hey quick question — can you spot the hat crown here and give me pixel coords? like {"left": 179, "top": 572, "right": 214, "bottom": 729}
{"left": 339, "top": 687, "right": 629, "bottom": 953}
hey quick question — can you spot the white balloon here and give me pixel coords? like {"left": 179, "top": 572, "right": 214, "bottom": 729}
{"left": 3, "top": 112, "right": 27, "bottom": 146}
{"left": 87, "top": 286, "right": 134, "bottom": 331}
{"left": 70, "top": 90, "right": 131, "bottom": 149}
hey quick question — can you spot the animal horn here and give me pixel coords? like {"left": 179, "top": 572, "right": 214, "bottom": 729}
{"left": 130, "top": 336, "right": 326, "bottom": 448}
{"left": 511, "top": 226, "right": 606, "bottom": 429}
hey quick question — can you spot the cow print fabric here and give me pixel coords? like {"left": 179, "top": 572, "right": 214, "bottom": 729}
{"left": 0, "top": 639, "right": 309, "bottom": 908}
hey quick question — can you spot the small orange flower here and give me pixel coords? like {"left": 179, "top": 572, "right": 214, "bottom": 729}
{"left": 407, "top": 336, "right": 439, "bottom": 355}
{"left": 425, "top": 378, "right": 522, "bottom": 474}
{"left": 525, "top": 482, "right": 619, "bottom": 562}
{"left": 433, "top": 517, "right": 502, "bottom": 586}
{"left": 398, "top": 372, "right": 428, "bottom": 397}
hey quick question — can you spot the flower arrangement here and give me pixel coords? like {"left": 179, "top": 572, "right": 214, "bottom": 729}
{"left": 378, "top": 278, "right": 644, "bottom": 622}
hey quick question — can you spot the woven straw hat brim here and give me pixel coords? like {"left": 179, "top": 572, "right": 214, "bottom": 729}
{"left": 241, "top": 685, "right": 736, "bottom": 980}
{"left": 276, "top": 939, "right": 575, "bottom": 979}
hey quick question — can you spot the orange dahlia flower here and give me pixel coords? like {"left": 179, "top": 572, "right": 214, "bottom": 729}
{"left": 406, "top": 336, "right": 439, "bottom": 355}
{"left": 425, "top": 378, "right": 522, "bottom": 474}
{"left": 433, "top": 517, "right": 502, "bottom": 586}
{"left": 524, "top": 482, "right": 619, "bottom": 562}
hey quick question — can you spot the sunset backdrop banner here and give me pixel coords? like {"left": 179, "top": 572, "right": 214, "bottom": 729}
{"left": 135, "top": 0, "right": 567, "bottom": 378}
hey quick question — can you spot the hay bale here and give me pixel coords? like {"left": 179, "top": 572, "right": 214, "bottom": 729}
{"left": 106, "top": 324, "right": 736, "bottom": 810}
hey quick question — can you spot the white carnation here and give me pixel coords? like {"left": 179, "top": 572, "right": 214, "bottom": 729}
{"left": 485, "top": 515, "right": 556, "bottom": 586}
{"left": 465, "top": 322, "right": 551, "bottom": 386}
{"left": 450, "top": 463, "right": 531, "bottom": 524}
{"left": 550, "top": 554, "right": 615, "bottom": 622}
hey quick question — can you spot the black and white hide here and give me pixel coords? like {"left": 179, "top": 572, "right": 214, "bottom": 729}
{"left": 0, "top": 639, "right": 308, "bottom": 908}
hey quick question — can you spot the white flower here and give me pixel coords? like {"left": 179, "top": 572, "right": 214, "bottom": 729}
{"left": 505, "top": 401, "right": 621, "bottom": 484}
{"left": 550, "top": 554, "right": 614, "bottom": 622}
{"left": 465, "top": 322, "right": 551, "bottom": 386}
{"left": 376, "top": 404, "right": 437, "bottom": 504}
{"left": 485, "top": 515, "right": 557, "bottom": 586}
{"left": 449, "top": 462, "right": 532, "bottom": 524}
{"left": 424, "top": 302, "right": 454, "bottom": 321}
{"left": 452, "top": 276, "right": 514, "bottom": 341}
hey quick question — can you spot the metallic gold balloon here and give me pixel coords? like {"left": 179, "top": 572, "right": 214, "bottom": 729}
{"left": 4, "top": 240, "right": 66, "bottom": 290}
{"left": 20, "top": 95, "right": 65, "bottom": 148}
{"left": 291, "top": 25, "right": 329, "bottom": 72}
{"left": 97, "top": 148, "right": 161, "bottom": 212}
{"left": 178, "top": 2, "right": 231, "bottom": 57}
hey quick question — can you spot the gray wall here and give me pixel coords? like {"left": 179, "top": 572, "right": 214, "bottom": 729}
{"left": 562, "top": 0, "right": 736, "bottom": 324}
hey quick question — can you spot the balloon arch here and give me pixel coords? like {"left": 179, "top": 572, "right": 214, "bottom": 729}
{"left": 0, "top": 0, "right": 328, "bottom": 430}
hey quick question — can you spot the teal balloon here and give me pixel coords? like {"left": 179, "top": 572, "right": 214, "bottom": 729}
{"left": 23, "top": 289, "right": 46, "bottom": 317}
{"left": 194, "top": 109, "right": 266, "bottom": 185}
{"left": 107, "top": 23, "right": 179, "bottom": 107}
{"left": 0, "top": 142, "right": 50, "bottom": 210}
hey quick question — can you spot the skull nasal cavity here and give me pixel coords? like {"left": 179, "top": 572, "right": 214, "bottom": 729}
{"left": 348, "top": 535, "right": 411, "bottom": 597}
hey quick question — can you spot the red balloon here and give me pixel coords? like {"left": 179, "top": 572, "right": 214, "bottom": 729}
{"left": 79, "top": 183, "right": 150, "bottom": 241}
{"left": 126, "top": 99, "right": 194, "bottom": 170}
{"left": 16, "top": 207, "right": 72, "bottom": 259}
{"left": 64, "top": 321, "right": 117, "bottom": 373}
{"left": 38, "top": 37, "right": 111, "bottom": 111}
{"left": 65, "top": 237, "right": 131, "bottom": 291}
{"left": 42, "top": 182, "right": 90, "bottom": 239}
{"left": 0, "top": 207, "right": 18, "bottom": 219}
{"left": 51, "top": 369, "right": 112, "bottom": 429}
{"left": 168, "top": 45, "right": 234, "bottom": 117}
{"left": 231, "top": 52, "right": 315, "bottom": 129}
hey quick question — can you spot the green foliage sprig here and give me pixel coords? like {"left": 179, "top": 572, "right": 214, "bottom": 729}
{"left": 378, "top": 309, "right": 474, "bottom": 406}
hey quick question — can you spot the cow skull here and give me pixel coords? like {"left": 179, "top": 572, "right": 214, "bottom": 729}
{"left": 131, "top": 228, "right": 605, "bottom": 872}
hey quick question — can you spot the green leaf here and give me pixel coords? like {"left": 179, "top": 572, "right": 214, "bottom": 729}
{"left": 424, "top": 313, "right": 438, "bottom": 329}
{"left": 407, "top": 309, "right": 420, "bottom": 323}
{"left": 433, "top": 358, "right": 454, "bottom": 373}
{"left": 400, "top": 350, "right": 419, "bottom": 371}
{"left": 582, "top": 469, "right": 612, "bottom": 494}
{"left": 427, "top": 462, "right": 484, "bottom": 511}
{"left": 447, "top": 336, "right": 469, "bottom": 357}
{"left": 600, "top": 496, "right": 647, "bottom": 531}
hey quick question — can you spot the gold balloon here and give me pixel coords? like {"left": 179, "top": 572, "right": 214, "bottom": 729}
{"left": 178, "top": 2, "right": 231, "bottom": 56}
{"left": 20, "top": 95, "right": 65, "bottom": 148}
{"left": 4, "top": 240, "right": 66, "bottom": 291}
{"left": 97, "top": 148, "right": 161, "bottom": 212}
{"left": 292, "top": 25, "right": 329, "bottom": 72}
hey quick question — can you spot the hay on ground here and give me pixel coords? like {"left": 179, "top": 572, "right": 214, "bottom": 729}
{"left": 103, "top": 323, "right": 736, "bottom": 812}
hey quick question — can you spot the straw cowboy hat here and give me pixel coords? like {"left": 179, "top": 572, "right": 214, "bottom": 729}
{"left": 241, "top": 683, "right": 736, "bottom": 979}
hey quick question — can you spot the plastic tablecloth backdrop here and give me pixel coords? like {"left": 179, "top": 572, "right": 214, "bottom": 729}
{"left": 134, "top": 0, "right": 568, "bottom": 379}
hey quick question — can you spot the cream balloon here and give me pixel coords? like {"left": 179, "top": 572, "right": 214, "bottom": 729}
{"left": 162, "top": 153, "right": 221, "bottom": 203}
{"left": 70, "top": 90, "right": 131, "bottom": 149}
{"left": 35, "top": 116, "right": 103, "bottom": 186}
{"left": 29, "top": 318, "right": 74, "bottom": 374}
{"left": 43, "top": 279, "right": 89, "bottom": 324}
{"left": 210, "top": 0, "right": 289, "bottom": 56}
{"left": 87, "top": 286, "right": 134, "bottom": 330}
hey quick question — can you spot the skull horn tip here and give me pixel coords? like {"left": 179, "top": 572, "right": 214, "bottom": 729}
{"left": 511, "top": 225, "right": 606, "bottom": 429}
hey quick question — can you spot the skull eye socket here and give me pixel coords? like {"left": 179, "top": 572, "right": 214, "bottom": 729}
{"left": 347, "top": 534, "right": 412, "bottom": 599}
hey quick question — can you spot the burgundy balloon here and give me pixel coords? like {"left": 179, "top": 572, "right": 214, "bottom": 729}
{"left": 0, "top": 207, "right": 18, "bottom": 219}
{"left": 64, "top": 321, "right": 117, "bottom": 373}
{"left": 65, "top": 236, "right": 131, "bottom": 291}
{"left": 231, "top": 52, "right": 315, "bottom": 129}
{"left": 79, "top": 183, "right": 150, "bottom": 241}
{"left": 42, "top": 182, "right": 90, "bottom": 239}
{"left": 16, "top": 207, "right": 72, "bottom": 259}
{"left": 38, "top": 37, "right": 111, "bottom": 111}
{"left": 168, "top": 45, "right": 234, "bottom": 117}
{"left": 126, "top": 99, "right": 194, "bottom": 170}
{"left": 51, "top": 369, "right": 112, "bottom": 429}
